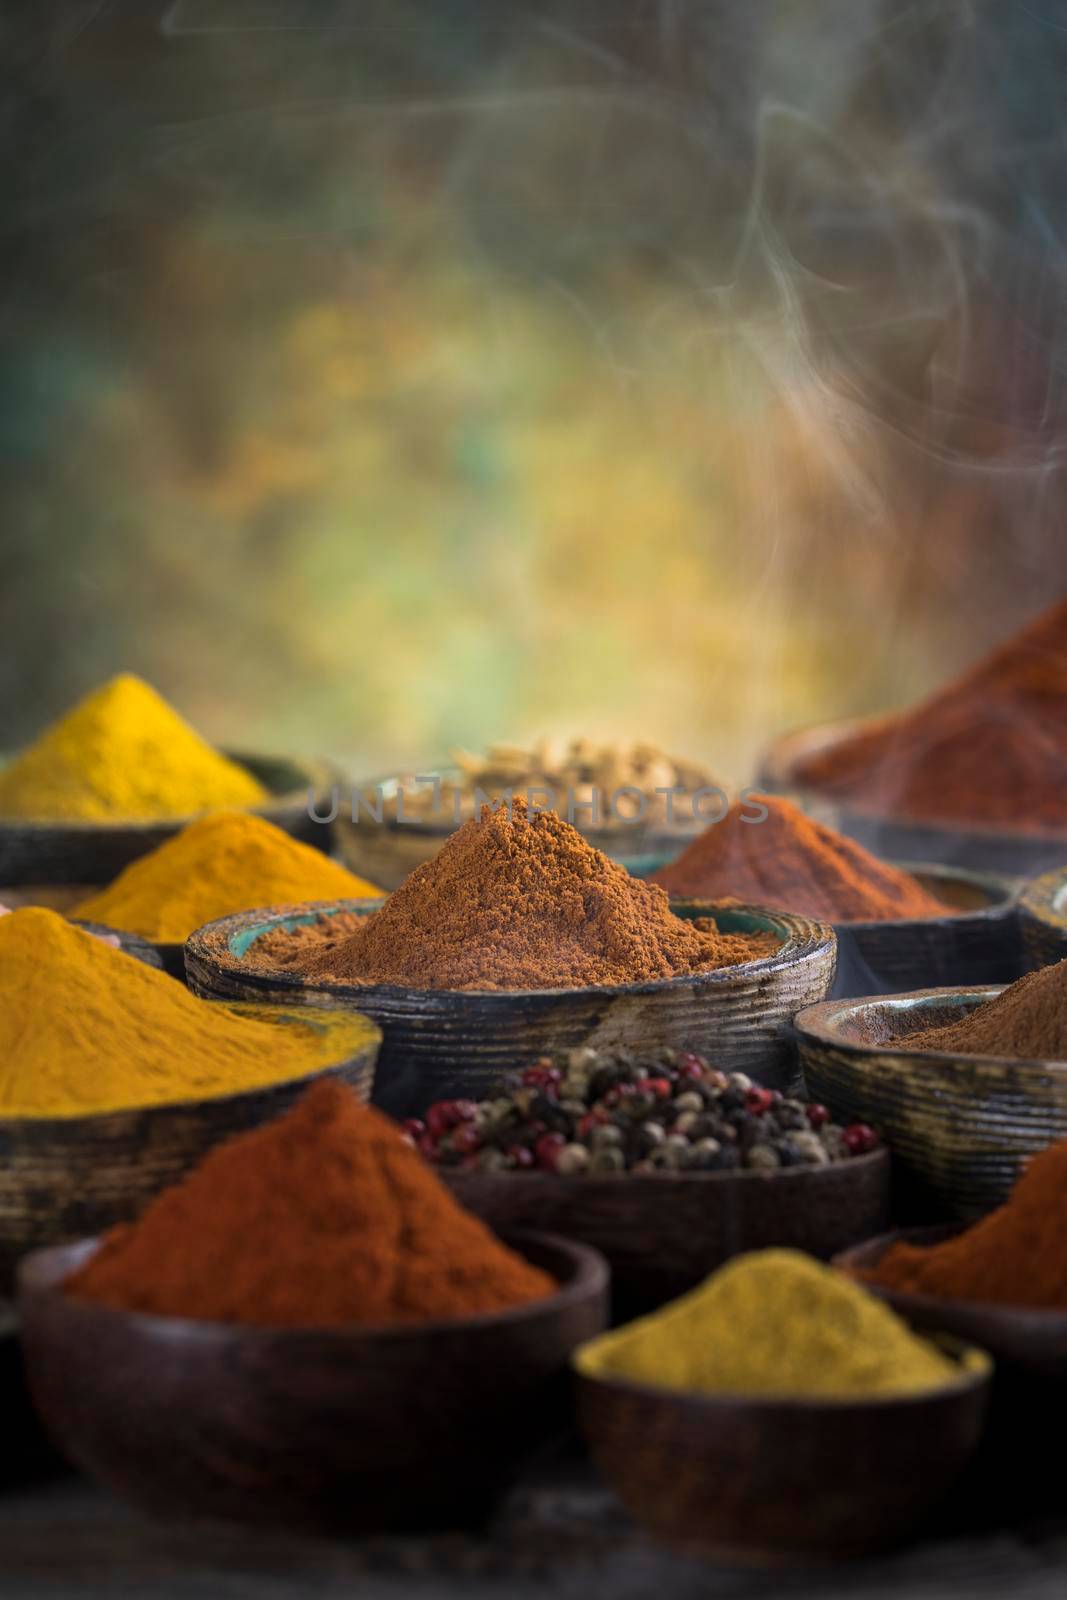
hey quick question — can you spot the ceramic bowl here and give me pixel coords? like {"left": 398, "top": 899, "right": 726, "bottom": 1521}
{"left": 184, "top": 899, "right": 837, "bottom": 1117}
{"left": 574, "top": 1335, "right": 991, "bottom": 1563}
{"left": 18, "top": 1232, "right": 609, "bottom": 1532}
{"left": 444, "top": 1146, "right": 890, "bottom": 1320}
{"left": 1017, "top": 864, "right": 1067, "bottom": 971}
{"left": 794, "top": 986, "right": 1067, "bottom": 1219}
{"left": 0, "top": 752, "right": 337, "bottom": 886}
{"left": 759, "top": 716, "right": 1067, "bottom": 878}
{"left": 0, "top": 1003, "right": 380, "bottom": 1291}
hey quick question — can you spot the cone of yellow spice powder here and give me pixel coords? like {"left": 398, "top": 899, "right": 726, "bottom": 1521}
{"left": 75, "top": 813, "right": 382, "bottom": 943}
{"left": 0, "top": 908, "right": 375, "bottom": 1116}
{"left": 0, "top": 674, "right": 268, "bottom": 821}
{"left": 575, "top": 1250, "right": 978, "bottom": 1400}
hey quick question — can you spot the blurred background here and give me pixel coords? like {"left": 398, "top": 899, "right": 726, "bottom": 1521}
{"left": 2, "top": 0, "right": 1066, "bottom": 782}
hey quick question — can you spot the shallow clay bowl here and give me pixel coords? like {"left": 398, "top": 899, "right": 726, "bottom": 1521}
{"left": 0, "top": 751, "right": 337, "bottom": 886}
{"left": 794, "top": 986, "right": 1067, "bottom": 1219}
{"left": 184, "top": 899, "right": 837, "bottom": 1117}
{"left": 574, "top": 1335, "right": 990, "bottom": 1564}
{"left": 0, "top": 1003, "right": 380, "bottom": 1292}
{"left": 758, "top": 716, "right": 1067, "bottom": 878}
{"left": 444, "top": 1147, "right": 889, "bottom": 1320}
{"left": 18, "top": 1231, "right": 609, "bottom": 1532}
{"left": 1017, "top": 864, "right": 1067, "bottom": 971}
{"left": 333, "top": 768, "right": 708, "bottom": 891}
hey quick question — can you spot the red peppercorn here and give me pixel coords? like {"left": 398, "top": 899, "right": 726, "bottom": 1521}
{"left": 401, "top": 1117, "right": 425, "bottom": 1140}
{"left": 637, "top": 1077, "right": 672, "bottom": 1099}
{"left": 417, "top": 1133, "right": 439, "bottom": 1160}
{"left": 451, "top": 1100, "right": 478, "bottom": 1123}
{"left": 745, "top": 1087, "right": 775, "bottom": 1115}
{"left": 534, "top": 1132, "right": 567, "bottom": 1171}
{"left": 452, "top": 1123, "right": 482, "bottom": 1155}
{"left": 806, "top": 1103, "right": 830, "bottom": 1130}
{"left": 578, "top": 1110, "right": 607, "bottom": 1137}
{"left": 507, "top": 1145, "right": 535, "bottom": 1169}
{"left": 522, "top": 1064, "right": 562, "bottom": 1090}
{"left": 677, "top": 1053, "right": 706, "bottom": 1080}
{"left": 425, "top": 1101, "right": 462, "bottom": 1138}
{"left": 842, "top": 1123, "right": 879, "bottom": 1156}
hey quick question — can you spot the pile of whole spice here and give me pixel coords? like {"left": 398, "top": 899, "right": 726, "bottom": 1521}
{"left": 75, "top": 812, "right": 381, "bottom": 942}
{"left": 412, "top": 1047, "right": 878, "bottom": 1174}
{"left": 793, "top": 596, "right": 1067, "bottom": 831}
{"left": 288, "top": 798, "right": 778, "bottom": 991}
{"left": 66, "top": 1078, "right": 556, "bottom": 1325}
{"left": 377, "top": 738, "right": 718, "bottom": 829}
{"left": 0, "top": 908, "right": 376, "bottom": 1115}
{"left": 896, "top": 958, "right": 1067, "bottom": 1061}
{"left": 0, "top": 674, "right": 268, "bottom": 821}
{"left": 650, "top": 795, "right": 948, "bottom": 922}
{"left": 870, "top": 1135, "right": 1067, "bottom": 1308}
{"left": 575, "top": 1250, "right": 968, "bottom": 1399}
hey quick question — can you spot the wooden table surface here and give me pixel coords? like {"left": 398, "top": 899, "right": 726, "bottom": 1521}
{"left": 3, "top": 1462, "right": 1067, "bottom": 1600}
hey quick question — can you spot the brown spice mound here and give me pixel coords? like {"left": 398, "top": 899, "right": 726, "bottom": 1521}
{"left": 870, "top": 1137, "right": 1067, "bottom": 1308}
{"left": 66, "top": 1078, "right": 556, "bottom": 1326}
{"left": 898, "top": 959, "right": 1067, "bottom": 1062}
{"left": 651, "top": 796, "right": 947, "bottom": 923}
{"left": 793, "top": 597, "right": 1067, "bottom": 830}
{"left": 294, "top": 799, "right": 778, "bottom": 991}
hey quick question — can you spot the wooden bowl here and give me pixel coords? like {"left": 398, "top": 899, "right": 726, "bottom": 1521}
{"left": 69, "top": 920, "right": 164, "bottom": 971}
{"left": 759, "top": 716, "right": 1067, "bottom": 877}
{"left": 0, "top": 751, "right": 337, "bottom": 886}
{"left": 836, "top": 1226, "right": 1067, "bottom": 1513}
{"left": 443, "top": 1146, "right": 890, "bottom": 1321}
{"left": 575, "top": 1336, "right": 991, "bottom": 1564}
{"left": 0, "top": 1298, "right": 61, "bottom": 1485}
{"left": 184, "top": 899, "right": 837, "bottom": 1117}
{"left": 794, "top": 986, "right": 1067, "bottom": 1219}
{"left": 0, "top": 1003, "right": 380, "bottom": 1293}
{"left": 18, "top": 1231, "right": 609, "bottom": 1532}
{"left": 334, "top": 769, "right": 708, "bottom": 891}
{"left": 640, "top": 858, "right": 1021, "bottom": 996}
{"left": 1017, "top": 863, "right": 1067, "bottom": 971}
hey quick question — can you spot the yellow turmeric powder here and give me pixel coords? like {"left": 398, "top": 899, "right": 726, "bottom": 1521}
{"left": 0, "top": 674, "right": 268, "bottom": 821}
{"left": 75, "top": 812, "right": 382, "bottom": 942}
{"left": 0, "top": 908, "right": 378, "bottom": 1116}
{"left": 575, "top": 1250, "right": 979, "bottom": 1400}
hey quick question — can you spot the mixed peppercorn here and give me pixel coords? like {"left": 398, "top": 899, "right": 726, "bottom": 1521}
{"left": 407, "top": 1047, "right": 878, "bottom": 1175}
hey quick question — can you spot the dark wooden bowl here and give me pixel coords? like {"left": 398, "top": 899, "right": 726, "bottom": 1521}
{"left": 0, "top": 751, "right": 338, "bottom": 886}
{"left": 640, "top": 858, "right": 1022, "bottom": 996}
{"left": 443, "top": 1146, "right": 890, "bottom": 1321}
{"left": 1017, "top": 863, "right": 1067, "bottom": 971}
{"left": 0, "top": 1003, "right": 380, "bottom": 1293}
{"left": 574, "top": 1336, "right": 991, "bottom": 1564}
{"left": 794, "top": 986, "right": 1067, "bottom": 1219}
{"left": 18, "top": 1231, "right": 609, "bottom": 1533}
{"left": 0, "top": 1298, "right": 62, "bottom": 1485}
{"left": 759, "top": 716, "right": 1067, "bottom": 877}
{"left": 334, "top": 768, "right": 708, "bottom": 891}
{"left": 836, "top": 1226, "right": 1067, "bottom": 1514}
{"left": 184, "top": 899, "right": 837, "bottom": 1117}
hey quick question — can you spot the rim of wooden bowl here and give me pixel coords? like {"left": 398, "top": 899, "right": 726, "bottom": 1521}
{"left": 443, "top": 1143, "right": 889, "bottom": 1190}
{"left": 759, "top": 716, "right": 1067, "bottom": 847}
{"left": 834, "top": 1224, "right": 1067, "bottom": 1333}
{"left": 0, "top": 1002, "right": 381, "bottom": 1130}
{"left": 18, "top": 1229, "right": 609, "bottom": 1342}
{"left": 1018, "top": 864, "right": 1067, "bottom": 931}
{"left": 338, "top": 767, "right": 710, "bottom": 843}
{"left": 185, "top": 898, "right": 836, "bottom": 1002}
{"left": 0, "top": 750, "right": 333, "bottom": 836}
{"left": 794, "top": 985, "right": 1067, "bottom": 1075}
{"left": 573, "top": 1331, "right": 992, "bottom": 1411}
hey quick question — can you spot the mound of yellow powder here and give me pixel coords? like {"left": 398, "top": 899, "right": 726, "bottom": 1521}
{"left": 0, "top": 674, "right": 268, "bottom": 821}
{"left": 75, "top": 812, "right": 382, "bottom": 942}
{"left": 0, "top": 908, "right": 375, "bottom": 1117}
{"left": 575, "top": 1249, "right": 974, "bottom": 1400}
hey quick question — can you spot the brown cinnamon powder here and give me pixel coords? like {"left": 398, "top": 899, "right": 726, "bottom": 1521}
{"left": 899, "top": 959, "right": 1067, "bottom": 1062}
{"left": 291, "top": 799, "right": 779, "bottom": 991}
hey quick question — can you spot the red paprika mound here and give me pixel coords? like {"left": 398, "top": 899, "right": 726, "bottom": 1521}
{"left": 794, "top": 597, "right": 1067, "bottom": 831}
{"left": 650, "top": 795, "right": 947, "bottom": 922}
{"left": 871, "top": 1135, "right": 1067, "bottom": 1308}
{"left": 65, "top": 1078, "right": 556, "bottom": 1326}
